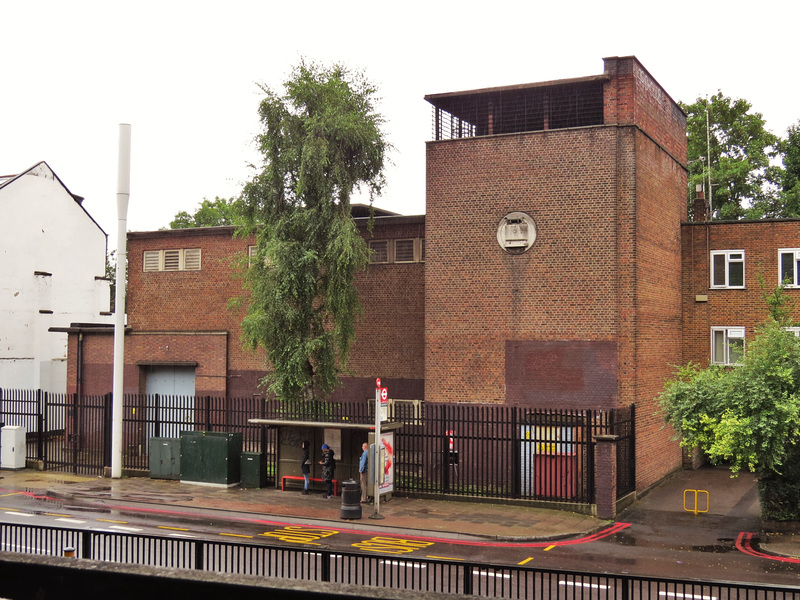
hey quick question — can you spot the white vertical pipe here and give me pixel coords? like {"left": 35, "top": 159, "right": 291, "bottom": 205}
{"left": 706, "top": 97, "right": 713, "bottom": 218}
{"left": 112, "top": 124, "right": 131, "bottom": 479}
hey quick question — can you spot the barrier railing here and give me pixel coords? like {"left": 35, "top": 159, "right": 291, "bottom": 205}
{"left": 0, "top": 521, "right": 797, "bottom": 600}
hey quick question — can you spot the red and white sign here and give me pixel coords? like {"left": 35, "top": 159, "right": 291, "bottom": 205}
{"left": 380, "top": 387, "right": 388, "bottom": 403}
{"left": 376, "top": 378, "right": 381, "bottom": 389}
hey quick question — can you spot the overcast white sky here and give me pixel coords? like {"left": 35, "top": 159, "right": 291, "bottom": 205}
{"left": 2, "top": 1, "right": 798, "bottom": 250}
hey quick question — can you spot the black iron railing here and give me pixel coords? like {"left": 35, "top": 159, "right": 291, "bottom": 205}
{"left": 0, "top": 389, "right": 635, "bottom": 502}
{"left": 0, "top": 522, "right": 797, "bottom": 600}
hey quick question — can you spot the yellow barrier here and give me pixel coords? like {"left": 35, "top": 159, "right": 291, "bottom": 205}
{"left": 683, "top": 489, "right": 709, "bottom": 515}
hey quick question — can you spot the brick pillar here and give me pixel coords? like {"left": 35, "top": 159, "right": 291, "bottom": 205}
{"left": 594, "top": 434, "right": 619, "bottom": 519}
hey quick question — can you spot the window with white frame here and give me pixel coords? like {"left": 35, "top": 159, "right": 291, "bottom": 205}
{"left": 778, "top": 249, "right": 800, "bottom": 287}
{"left": 784, "top": 327, "right": 800, "bottom": 337}
{"left": 710, "top": 250, "right": 745, "bottom": 288}
{"left": 143, "top": 248, "right": 202, "bottom": 272}
{"left": 711, "top": 327, "right": 745, "bottom": 365}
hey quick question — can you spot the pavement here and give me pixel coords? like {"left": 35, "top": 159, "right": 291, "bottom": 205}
{"left": 0, "top": 464, "right": 797, "bottom": 558}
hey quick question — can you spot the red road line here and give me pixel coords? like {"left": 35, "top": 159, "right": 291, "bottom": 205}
{"left": 736, "top": 531, "right": 800, "bottom": 564}
{"left": 0, "top": 486, "right": 630, "bottom": 548}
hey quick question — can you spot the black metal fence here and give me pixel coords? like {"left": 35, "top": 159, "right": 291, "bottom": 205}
{"left": 1, "top": 521, "right": 798, "bottom": 600}
{"left": 0, "top": 389, "right": 634, "bottom": 503}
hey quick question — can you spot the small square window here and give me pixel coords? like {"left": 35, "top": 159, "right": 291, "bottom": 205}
{"left": 395, "top": 239, "right": 415, "bottom": 263}
{"left": 369, "top": 240, "right": 389, "bottom": 264}
{"left": 711, "top": 327, "right": 745, "bottom": 365}
{"left": 143, "top": 251, "right": 161, "bottom": 272}
{"left": 710, "top": 251, "right": 745, "bottom": 289}
{"left": 779, "top": 249, "right": 800, "bottom": 287}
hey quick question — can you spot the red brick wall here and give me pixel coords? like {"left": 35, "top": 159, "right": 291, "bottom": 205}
{"left": 603, "top": 57, "right": 687, "bottom": 163}
{"left": 632, "top": 132, "right": 685, "bottom": 489}
{"left": 425, "top": 128, "right": 621, "bottom": 407}
{"left": 682, "top": 219, "right": 800, "bottom": 367}
{"left": 75, "top": 219, "right": 426, "bottom": 400}
{"left": 425, "top": 57, "right": 687, "bottom": 490}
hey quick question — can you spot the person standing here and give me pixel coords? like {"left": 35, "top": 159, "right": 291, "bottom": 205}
{"left": 359, "top": 442, "right": 370, "bottom": 503}
{"left": 300, "top": 440, "right": 311, "bottom": 495}
{"left": 319, "top": 443, "right": 336, "bottom": 499}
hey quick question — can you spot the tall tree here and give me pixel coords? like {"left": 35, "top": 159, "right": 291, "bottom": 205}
{"left": 681, "top": 92, "right": 780, "bottom": 220}
{"left": 169, "top": 196, "right": 242, "bottom": 229}
{"left": 777, "top": 121, "right": 800, "bottom": 217}
{"left": 238, "top": 61, "right": 387, "bottom": 405}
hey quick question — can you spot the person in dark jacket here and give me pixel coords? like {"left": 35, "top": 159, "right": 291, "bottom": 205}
{"left": 300, "top": 440, "right": 311, "bottom": 495}
{"left": 319, "top": 443, "right": 335, "bottom": 499}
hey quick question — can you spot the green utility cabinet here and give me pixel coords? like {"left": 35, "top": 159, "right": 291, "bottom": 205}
{"left": 240, "top": 452, "right": 266, "bottom": 489}
{"left": 180, "top": 431, "right": 242, "bottom": 487}
{"left": 149, "top": 437, "right": 181, "bottom": 480}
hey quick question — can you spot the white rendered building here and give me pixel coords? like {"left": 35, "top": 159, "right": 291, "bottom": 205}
{"left": 0, "top": 162, "right": 112, "bottom": 393}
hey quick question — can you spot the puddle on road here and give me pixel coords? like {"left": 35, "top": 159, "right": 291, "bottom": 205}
{"left": 691, "top": 541, "right": 735, "bottom": 553}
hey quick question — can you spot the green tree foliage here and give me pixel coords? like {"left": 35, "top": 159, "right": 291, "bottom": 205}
{"left": 169, "top": 196, "right": 242, "bottom": 229}
{"left": 660, "top": 318, "right": 800, "bottom": 474}
{"left": 777, "top": 121, "right": 800, "bottom": 217}
{"left": 659, "top": 315, "right": 800, "bottom": 518}
{"left": 238, "top": 61, "right": 387, "bottom": 405}
{"left": 681, "top": 93, "right": 780, "bottom": 220}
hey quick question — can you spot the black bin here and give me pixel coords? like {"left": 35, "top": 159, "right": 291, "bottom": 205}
{"left": 340, "top": 479, "right": 362, "bottom": 520}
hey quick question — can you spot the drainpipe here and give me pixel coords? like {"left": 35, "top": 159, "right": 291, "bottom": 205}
{"left": 76, "top": 333, "right": 83, "bottom": 403}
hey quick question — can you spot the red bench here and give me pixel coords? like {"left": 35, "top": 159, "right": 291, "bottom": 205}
{"left": 281, "top": 475, "right": 339, "bottom": 496}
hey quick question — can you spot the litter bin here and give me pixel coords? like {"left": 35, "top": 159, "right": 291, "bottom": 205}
{"left": 340, "top": 479, "right": 362, "bottom": 520}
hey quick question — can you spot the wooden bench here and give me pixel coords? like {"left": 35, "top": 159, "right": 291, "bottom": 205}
{"left": 281, "top": 475, "right": 339, "bottom": 496}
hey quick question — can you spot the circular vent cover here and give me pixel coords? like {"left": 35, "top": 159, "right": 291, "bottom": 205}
{"left": 497, "top": 212, "right": 536, "bottom": 254}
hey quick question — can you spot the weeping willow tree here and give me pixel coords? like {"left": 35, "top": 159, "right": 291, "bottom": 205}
{"left": 238, "top": 61, "right": 387, "bottom": 407}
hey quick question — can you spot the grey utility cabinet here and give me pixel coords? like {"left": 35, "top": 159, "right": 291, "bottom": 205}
{"left": 149, "top": 437, "right": 181, "bottom": 480}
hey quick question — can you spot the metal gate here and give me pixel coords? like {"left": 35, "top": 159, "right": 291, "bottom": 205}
{"left": 43, "top": 393, "right": 110, "bottom": 476}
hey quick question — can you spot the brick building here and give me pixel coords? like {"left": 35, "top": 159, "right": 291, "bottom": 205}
{"left": 61, "top": 56, "right": 799, "bottom": 496}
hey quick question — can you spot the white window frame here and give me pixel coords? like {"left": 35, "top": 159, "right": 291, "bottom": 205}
{"left": 711, "top": 327, "right": 745, "bottom": 365}
{"left": 778, "top": 248, "right": 800, "bottom": 288}
{"left": 143, "top": 248, "right": 202, "bottom": 272}
{"left": 784, "top": 327, "right": 800, "bottom": 337}
{"left": 710, "top": 250, "right": 745, "bottom": 289}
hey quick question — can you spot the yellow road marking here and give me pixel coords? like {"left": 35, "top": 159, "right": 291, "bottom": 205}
{"left": 158, "top": 526, "right": 190, "bottom": 531}
{"left": 0, "top": 492, "right": 23, "bottom": 497}
{"left": 220, "top": 533, "right": 253, "bottom": 539}
{"left": 352, "top": 537, "right": 434, "bottom": 555}
{"left": 544, "top": 545, "right": 556, "bottom": 551}
{"left": 3, "top": 508, "right": 19, "bottom": 512}
{"left": 427, "top": 555, "right": 463, "bottom": 561}
{"left": 518, "top": 557, "right": 534, "bottom": 565}
{"left": 43, "top": 513, "right": 72, "bottom": 518}
{"left": 98, "top": 519, "right": 128, "bottom": 524}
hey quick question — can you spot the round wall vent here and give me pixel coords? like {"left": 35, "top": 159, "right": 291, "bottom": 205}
{"left": 497, "top": 212, "right": 536, "bottom": 254}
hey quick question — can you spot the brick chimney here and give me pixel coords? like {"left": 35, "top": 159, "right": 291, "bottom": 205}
{"left": 692, "top": 184, "right": 707, "bottom": 222}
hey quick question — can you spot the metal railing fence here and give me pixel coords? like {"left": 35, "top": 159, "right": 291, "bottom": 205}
{"left": 0, "top": 522, "right": 797, "bottom": 600}
{"left": 0, "top": 389, "right": 635, "bottom": 502}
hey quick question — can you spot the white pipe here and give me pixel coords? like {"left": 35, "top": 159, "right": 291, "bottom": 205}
{"left": 111, "top": 123, "right": 131, "bottom": 479}
{"left": 706, "top": 98, "right": 713, "bottom": 218}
